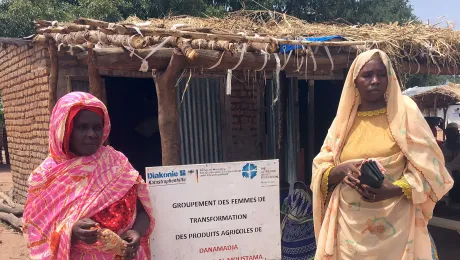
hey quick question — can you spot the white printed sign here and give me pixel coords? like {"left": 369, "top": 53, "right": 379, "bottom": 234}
{"left": 147, "top": 160, "right": 281, "bottom": 260}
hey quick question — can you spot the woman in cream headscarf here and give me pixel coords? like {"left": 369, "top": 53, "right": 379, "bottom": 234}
{"left": 311, "top": 49, "right": 453, "bottom": 260}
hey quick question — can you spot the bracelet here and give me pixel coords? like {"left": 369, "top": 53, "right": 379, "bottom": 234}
{"left": 393, "top": 178, "right": 412, "bottom": 200}
{"left": 321, "top": 166, "right": 334, "bottom": 201}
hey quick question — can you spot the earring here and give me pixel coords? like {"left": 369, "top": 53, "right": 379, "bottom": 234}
{"left": 384, "top": 93, "right": 388, "bottom": 102}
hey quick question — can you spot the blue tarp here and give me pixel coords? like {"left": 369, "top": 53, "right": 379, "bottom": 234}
{"left": 280, "top": 35, "right": 346, "bottom": 53}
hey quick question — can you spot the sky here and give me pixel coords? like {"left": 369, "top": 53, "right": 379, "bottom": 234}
{"left": 410, "top": 0, "right": 459, "bottom": 30}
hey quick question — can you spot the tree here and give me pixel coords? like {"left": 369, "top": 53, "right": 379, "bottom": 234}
{"left": 2, "top": 1, "right": 440, "bottom": 87}
{"left": 0, "top": 0, "right": 78, "bottom": 37}
{"left": 0, "top": 0, "right": 418, "bottom": 38}
{"left": 404, "top": 75, "right": 460, "bottom": 89}
{"left": 284, "top": 0, "right": 416, "bottom": 24}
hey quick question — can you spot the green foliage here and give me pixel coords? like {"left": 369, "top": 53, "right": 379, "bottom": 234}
{"left": 404, "top": 74, "right": 460, "bottom": 89}
{"left": 0, "top": 0, "right": 417, "bottom": 38}
{"left": 1, "top": 0, "right": 443, "bottom": 88}
{"left": 0, "top": 0, "right": 78, "bottom": 37}
{"left": 286, "top": 0, "right": 416, "bottom": 24}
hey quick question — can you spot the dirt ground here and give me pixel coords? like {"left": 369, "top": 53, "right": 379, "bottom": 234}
{"left": 0, "top": 164, "right": 458, "bottom": 260}
{"left": 0, "top": 166, "right": 29, "bottom": 260}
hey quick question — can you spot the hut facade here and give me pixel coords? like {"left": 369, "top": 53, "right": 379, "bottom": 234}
{"left": 0, "top": 39, "right": 51, "bottom": 202}
{"left": 404, "top": 83, "right": 460, "bottom": 125}
{"left": 1, "top": 11, "right": 460, "bottom": 204}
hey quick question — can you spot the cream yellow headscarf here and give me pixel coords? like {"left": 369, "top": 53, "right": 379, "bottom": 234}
{"left": 311, "top": 49, "right": 453, "bottom": 258}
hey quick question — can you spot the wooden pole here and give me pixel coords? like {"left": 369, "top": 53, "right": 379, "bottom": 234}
{"left": 307, "top": 80, "right": 315, "bottom": 170}
{"left": 0, "top": 212, "right": 22, "bottom": 230}
{"left": 3, "top": 126, "right": 9, "bottom": 165}
{"left": 59, "top": 18, "right": 384, "bottom": 47}
{"left": 0, "top": 204, "right": 23, "bottom": 216}
{"left": 278, "top": 71, "right": 288, "bottom": 184}
{"left": 154, "top": 48, "right": 186, "bottom": 166}
{"left": 434, "top": 95, "right": 438, "bottom": 111}
{"left": 87, "top": 43, "right": 105, "bottom": 103}
{"left": 89, "top": 48, "right": 349, "bottom": 72}
{"left": 43, "top": 31, "right": 279, "bottom": 53}
{"left": 48, "top": 39, "right": 58, "bottom": 112}
{"left": 443, "top": 108, "right": 448, "bottom": 141}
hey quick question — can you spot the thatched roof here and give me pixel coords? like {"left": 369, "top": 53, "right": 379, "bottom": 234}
{"left": 408, "top": 83, "right": 460, "bottom": 109}
{"left": 31, "top": 11, "right": 460, "bottom": 74}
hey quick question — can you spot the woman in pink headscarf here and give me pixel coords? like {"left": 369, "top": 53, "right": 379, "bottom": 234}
{"left": 23, "top": 92, "right": 155, "bottom": 260}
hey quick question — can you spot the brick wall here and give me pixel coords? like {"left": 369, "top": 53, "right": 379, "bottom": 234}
{"left": 0, "top": 44, "right": 50, "bottom": 204}
{"left": 225, "top": 73, "right": 264, "bottom": 162}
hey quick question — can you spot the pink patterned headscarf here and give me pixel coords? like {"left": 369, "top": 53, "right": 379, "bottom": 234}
{"left": 48, "top": 92, "right": 111, "bottom": 163}
{"left": 23, "top": 92, "right": 155, "bottom": 260}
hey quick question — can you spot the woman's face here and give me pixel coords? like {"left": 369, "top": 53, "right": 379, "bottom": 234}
{"left": 355, "top": 59, "right": 388, "bottom": 103}
{"left": 69, "top": 110, "right": 103, "bottom": 156}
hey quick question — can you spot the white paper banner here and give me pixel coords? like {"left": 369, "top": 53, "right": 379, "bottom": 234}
{"left": 147, "top": 160, "right": 281, "bottom": 260}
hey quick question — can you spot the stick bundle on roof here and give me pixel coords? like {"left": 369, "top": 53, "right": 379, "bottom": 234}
{"left": 32, "top": 10, "right": 460, "bottom": 74}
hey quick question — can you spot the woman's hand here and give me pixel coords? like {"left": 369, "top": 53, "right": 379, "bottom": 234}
{"left": 330, "top": 162, "right": 361, "bottom": 186}
{"left": 71, "top": 218, "right": 99, "bottom": 244}
{"left": 360, "top": 179, "right": 403, "bottom": 202}
{"left": 121, "top": 230, "right": 141, "bottom": 260}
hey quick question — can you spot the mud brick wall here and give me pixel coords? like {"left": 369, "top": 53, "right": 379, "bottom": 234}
{"left": 225, "top": 74, "right": 264, "bottom": 162}
{"left": 0, "top": 44, "right": 51, "bottom": 204}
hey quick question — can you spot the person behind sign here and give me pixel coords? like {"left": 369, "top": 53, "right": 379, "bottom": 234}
{"left": 441, "top": 122, "right": 460, "bottom": 206}
{"left": 311, "top": 49, "right": 453, "bottom": 260}
{"left": 281, "top": 181, "right": 316, "bottom": 260}
{"left": 425, "top": 117, "right": 444, "bottom": 147}
{"left": 23, "top": 92, "right": 155, "bottom": 259}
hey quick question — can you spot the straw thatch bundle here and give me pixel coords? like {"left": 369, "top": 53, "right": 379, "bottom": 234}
{"left": 411, "top": 83, "right": 460, "bottom": 109}
{"left": 34, "top": 10, "right": 460, "bottom": 73}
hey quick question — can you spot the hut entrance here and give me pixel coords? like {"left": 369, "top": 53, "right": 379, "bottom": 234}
{"left": 264, "top": 78, "right": 343, "bottom": 185}
{"left": 298, "top": 79, "right": 343, "bottom": 184}
{"left": 104, "top": 77, "right": 162, "bottom": 180}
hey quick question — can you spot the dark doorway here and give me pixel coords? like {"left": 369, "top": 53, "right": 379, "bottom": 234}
{"left": 104, "top": 77, "right": 162, "bottom": 180}
{"left": 313, "top": 80, "right": 344, "bottom": 153}
{"left": 298, "top": 79, "right": 343, "bottom": 184}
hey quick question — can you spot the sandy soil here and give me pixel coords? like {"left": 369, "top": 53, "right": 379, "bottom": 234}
{"left": 0, "top": 164, "right": 458, "bottom": 260}
{"left": 0, "top": 166, "right": 29, "bottom": 260}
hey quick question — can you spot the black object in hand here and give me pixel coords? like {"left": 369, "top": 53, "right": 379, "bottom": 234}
{"left": 359, "top": 161, "right": 384, "bottom": 189}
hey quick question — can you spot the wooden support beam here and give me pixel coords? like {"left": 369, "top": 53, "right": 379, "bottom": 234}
{"left": 71, "top": 18, "right": 380, "bottom": 47}
{"left": 49, "top": 42, "right": 460, "bottom": 76}
{"left": 176, "top": 38, "right": 198, "bottom": 60}
{"left": 154, "top": 49, "right": 186, "bottom": 166}
{"left": 0, "top": 37, "right": 32, "bottom": 46}
{"left": 87, "top": 43, "right": 105, "bottom": 103}
{"left": 278, "top": 71, "right": 288, "bottom": 184}
{"left": 90, "top": 48, "right": 350, "bottom": 72}
{"left": 37, "top": 24, "right": 94, "bottom": 34}
{"left": 3, "top": 127, "right": 9, "bottom": 165}
{"left": 48, "top": 39, "right": 58, "bottom": 112}
{"left": 307, "top": 80, "right": 315, "bottom": 170}
{"left": 0, "top": 191, "right": 15, "bottom": 208}
{"left": 88, "top": 43, "right": 109, "bottom": 145}
{"left": 42, "top": 31, "right": 278, "bottom": 53}
{"left": 0, "top": 212, "right": 22, "bottom": 230}
{"left": 0, "top": 203, "right": 24, "bottom": 216}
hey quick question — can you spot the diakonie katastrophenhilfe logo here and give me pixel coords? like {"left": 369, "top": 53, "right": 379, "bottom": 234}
{"left": 242, "top": 163, "right": 257, "bottom": 179}
{"left": 147, "top": 170, "right": 187, "bottom": 185}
